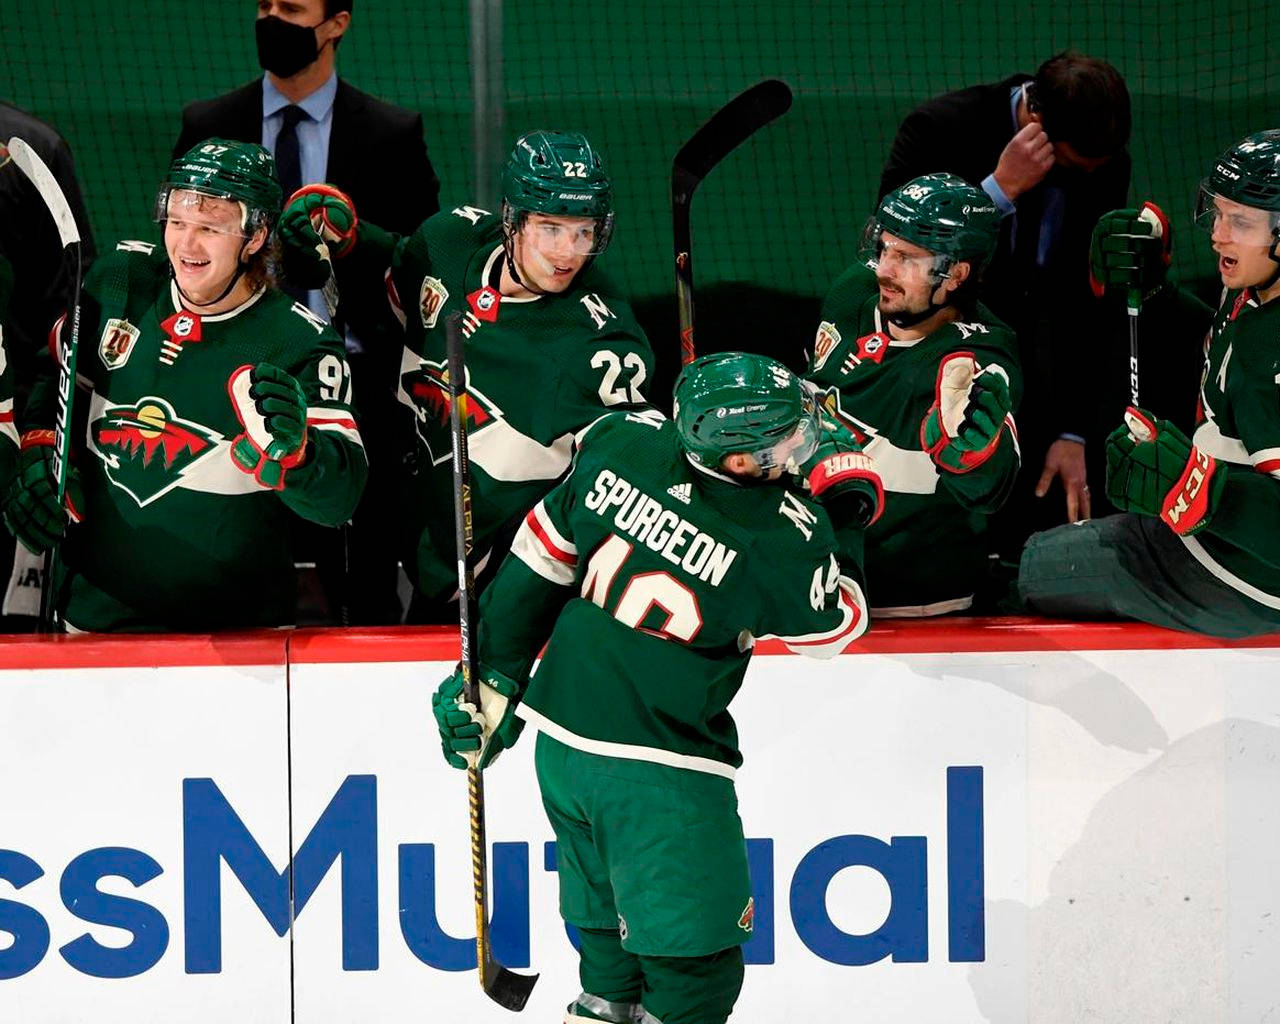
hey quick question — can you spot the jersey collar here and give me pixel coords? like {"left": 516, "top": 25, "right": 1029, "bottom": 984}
{"left": 170, "top": 281, "right": 268, "bottom": 322}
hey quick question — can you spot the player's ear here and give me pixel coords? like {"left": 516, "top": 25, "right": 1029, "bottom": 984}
{"left": 940, "top": 260, "right": 970, "bottom": 296}
{"left": 243, "top": 225, "right": 269, "bottom": 259}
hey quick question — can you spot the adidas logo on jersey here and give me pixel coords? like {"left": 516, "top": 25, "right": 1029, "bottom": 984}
{"left": 667, "top": 482, "right": 692, "bottom": 504}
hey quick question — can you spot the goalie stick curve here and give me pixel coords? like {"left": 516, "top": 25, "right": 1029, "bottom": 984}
{"left": 672, "top": 79, "right": 794, "bottom": 365}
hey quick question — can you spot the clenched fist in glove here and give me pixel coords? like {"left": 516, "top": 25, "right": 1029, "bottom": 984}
{"left": 432, "top": 663, "right": 525, "bottom": 770}
{"left": 793, "top": 399, "right": 883, "bottom": 528}
{"left": 1105, "top": 406, "right": 1225, "bottom": 536}
{"left": 228, "top": 363, "right": 308, "bottom": 491}
{"left": 278, "top": 184, "right": 359, "bottom": 289}
{"left": 921, "top": 352, "right": 1013, "bottom": 473}
{"left": 1089, "top": 203, "right": 1171, "bottom": 303}
{"left": 2, "top": 436, "right": 84, "bottom": 554}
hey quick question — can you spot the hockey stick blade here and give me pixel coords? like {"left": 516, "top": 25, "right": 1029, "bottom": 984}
{"left": 672, "top": 79, "right": 793, "bottom": 363}
{"left": 5, "top": 137, "right": 81, "bottom": 248}
{"left": 672, "top": 79, "right": 793, "bottom": 199}
{"left": 482, "top": 946, "right": 539, "bottom": 1012}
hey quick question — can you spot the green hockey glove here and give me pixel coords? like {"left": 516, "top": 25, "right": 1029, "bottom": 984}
{"left": 279, "top": 184, "right": 358, "bottom": 289}
{"left": 921, "top": 353, "right": 1012, "bottom": 474}
{"left": 794, "top": 400, "right": 883, "bottom": 528}
{"left": 227, "top": 363, "right": 308, "bottom": 491}
{"left": 2, "top": 435, "right": 84, "bottom": 555}
{"left": 432, "top": 663, "right": 525, "bottom": 770}
{"left": 1089, "top": 203, "right": 1171, "bottom": 303}
{"left": 1105, "top": 406, "right": 1225, "bottom": 536}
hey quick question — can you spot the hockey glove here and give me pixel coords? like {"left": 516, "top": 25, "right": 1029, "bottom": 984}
{"left": 1105, "top": 407, "right": 1225, "bottom": 536}
{"left": 227, "top": 363, "right": 308, "bottom": 491}
{"left": 794, "top": 400, "right": 883, "bottom": 528}
{"left": 1088, "top": 203, "right": 1171, "bottom": 303}
{"left": 2, "top": 434, "right": 84, "bottom": 555}
{"left": 921, "top": 353, "right": 1012, "bottom": 474}
{"left": 279, "top": 184, "right": 358, "bottom": 289}
{"left": 432, "top": 663, "right": 525, "bottom": 770}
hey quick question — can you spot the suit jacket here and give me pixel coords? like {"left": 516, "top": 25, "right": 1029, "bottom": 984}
{"left": 878, "top": 75, "right": 1131, "bottom": 440}
{"left": 174, "top": 77, "right": 440, "bottom": 237}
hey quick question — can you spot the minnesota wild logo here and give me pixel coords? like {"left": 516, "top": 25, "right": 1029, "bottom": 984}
{"left": 401, "top": 358, "right": 500, "bottom": 465}
{"left": 90, "top": 397, "right": 221, "bottom": 506}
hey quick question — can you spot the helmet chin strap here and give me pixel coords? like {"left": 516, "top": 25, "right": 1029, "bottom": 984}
{"left": 171, "top": 235, "right": 255, "bottom": 310}
{"left": 885, "top": 279, "right": 953, "bottom": 329}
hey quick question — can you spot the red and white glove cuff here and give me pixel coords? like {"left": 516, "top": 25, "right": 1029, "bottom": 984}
{"left": 1160, "top": 447, "right": 1219, "bottom": 535}
{"left": 808, "top": 451, "right": 885, "bottom": 525}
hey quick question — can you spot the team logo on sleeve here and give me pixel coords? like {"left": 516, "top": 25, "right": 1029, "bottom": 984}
{"left": 400, "top": 357, "right": 499, "bottom": 464}
{"left": 737, "top": 897, "right": 755, "bottom": 933}
{"left": 811, "top": 321, "right": 842, "bottom": 371}
{"left": 99, "top": 318, "right": 140, "bottom": 370}
{"left": 419, "top": 276, "right": 449, "bottom": 329}
{"left": 90, "top": 397, "right": 221, "bottom": 506}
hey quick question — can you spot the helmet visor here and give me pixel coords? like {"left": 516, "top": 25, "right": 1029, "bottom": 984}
{"left": 155, "top": 185, "right": 265, "bottom": 235}
{"left": 516, "top": 211, "right": 614, "bottom": 257}
{"left": 749, "top": 408, "right": 820, "bottom": 473}
{"left": 1194, "top": 184, "right": 1280, "bottom": 246}
{"left": 858, "top": 219, "right": 950, "bottom": 282}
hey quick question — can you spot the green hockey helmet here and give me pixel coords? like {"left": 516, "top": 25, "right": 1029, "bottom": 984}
{"left": 673, "top": 351, "right": 819, "bottom": 473}
{"left": 501, "top": 129, "right": 615, "bottom": 254}
{"left": 1194, "top": 130, "right": 1280, "bottom": 254}
{"left": 861, "top": 173, "right": 1001, "bottom": 283}
{"left": 156, "top": 138, "right": 284, "bottom": 234}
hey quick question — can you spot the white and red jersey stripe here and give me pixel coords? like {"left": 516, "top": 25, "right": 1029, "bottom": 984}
{"left": 512, "top": 500, "right": 578, "bottom": 586}
{"left": 306, "top": 408, "right": 364, "bottom": 449}
{"left": 762, "top": 577, "right": 869, "bottom": 659}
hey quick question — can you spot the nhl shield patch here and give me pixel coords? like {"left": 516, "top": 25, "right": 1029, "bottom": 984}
{"left": 419, "top": 276, "right": 449, "bottom": 329}
{"left": 99, "top": 318, "right": 140, "bottom": 370}
{"left": 811, "top": 321, "right": 842, "bottom": 371}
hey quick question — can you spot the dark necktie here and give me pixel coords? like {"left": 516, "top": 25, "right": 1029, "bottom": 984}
{"left": 275, "top": 104, "right": 307, "bottom": 302}
{"left": 275, "top": 104, "right": 306, "bottom": 200}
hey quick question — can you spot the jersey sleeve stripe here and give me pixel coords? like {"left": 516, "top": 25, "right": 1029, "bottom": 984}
{"left": 770, "top": 577, "right": 870, "bottom": 658}
{"left": 1250, "top": 448, "right": 1280, "bottom": 477}
{"left": 530, "top": 502, "right": 576, "bottom": 561}
{"left": 512, "top": 508, "right": 577, "bottom": 586}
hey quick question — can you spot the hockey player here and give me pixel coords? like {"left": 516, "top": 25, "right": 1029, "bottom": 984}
{"left": 1018, "top": 130, "right": 1280, "bottom": 637}
{"left": 277, "top": 129, "right": 654, "bottom": 617}
{"left": 0, "top": 253, "right": 18, "bottom": 490}
{"left": 807, "top": 173, "right": 1022, "bottom": 615}
{"left": 0, "top": 139, "right": 366, "bottom": 631}
{"left": 432, "top": 352, "right": 877, "bottom": 1024}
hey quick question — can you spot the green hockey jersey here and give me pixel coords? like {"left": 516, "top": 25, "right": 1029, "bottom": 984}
{"left": 0, "top": 310, "right": 16, "bottom": 491}
{"left": 336, "top": 205, "right": 654, "bottom": 600}
{"left": 1181, "top": 287, "right": 1280, "bottom": 610}
{"left": 26, "top": 242, "right": 367, "bottom": 632}
{"left": 808, "top": 264, "right": 1022, "bottom": 614}
{"left": 475, "top": 410, "right": 869, "bottom": 778}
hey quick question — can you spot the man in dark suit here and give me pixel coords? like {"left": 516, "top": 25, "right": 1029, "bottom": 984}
{"left": 879, "top": 52, "right": 1131, "bottom": 551}
{"left": 173, "top": 0, "right": 441, "bottom": 624}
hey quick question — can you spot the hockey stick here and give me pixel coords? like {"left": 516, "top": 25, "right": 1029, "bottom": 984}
{"left": 6, "top": 136, "right": 83, "bottom": 631}
{"left": 1120, "top": 203, "right": 1168, "bottom": 408}
{"left": 444, "top": 310, "right": 539, "bottom": 1012}
{"left": 672, "top": 78, "right": 793, "bottom": 365}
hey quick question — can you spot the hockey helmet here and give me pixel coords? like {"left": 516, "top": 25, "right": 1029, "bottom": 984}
{"left": 157, "top": 139, "right": 284, "bottom": 234}
{"left": 501, "top": 130, "right": 615, "bottom": 255}
{"left": 1194, "top": 130, "right": 1280, "bottom": 253}
{"left": 673, "top": 351, "right": 819, "bottom": 472}
{"left": 862, "top": 173, "right": 1001, "bottom": 283}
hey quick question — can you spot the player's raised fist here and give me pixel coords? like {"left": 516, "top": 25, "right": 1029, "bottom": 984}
{"left": 227, "top": 363, "right": 308, "bottom": 491}
{"left": 921, "top": 353, "right": 1013, "bottom": 474}
{"left": 279, "top": 185, "right": 358, "bottom": 290}
{"left": 1089, "top": 203, "right": 1172, "bottom": 301}
{"left": 993, "top": 122, "right": 1054, "bottom": 201}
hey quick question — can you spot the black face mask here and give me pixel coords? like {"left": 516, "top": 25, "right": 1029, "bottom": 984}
{"left": 256, "top": 16, "right": 322, "bottom": 78}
